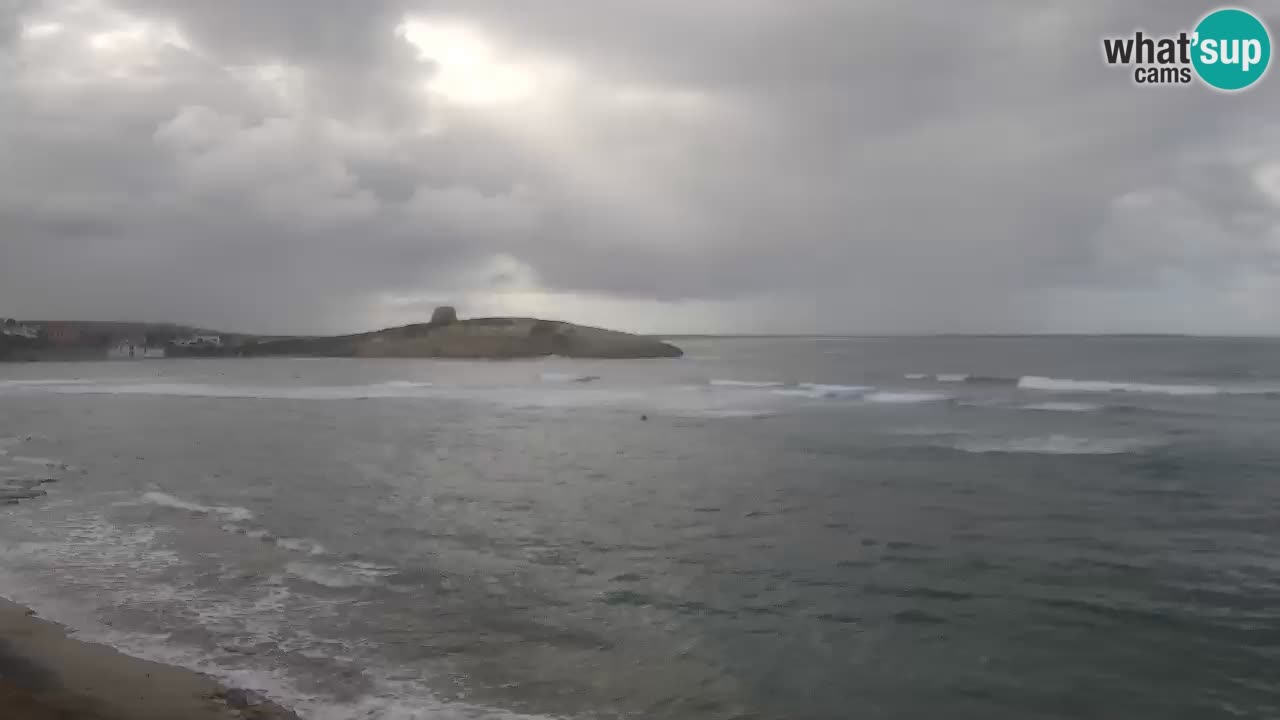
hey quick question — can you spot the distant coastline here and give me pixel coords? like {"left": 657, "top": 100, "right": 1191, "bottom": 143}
{"left": 1, "top": 308, "right": 683, "bottom": 362}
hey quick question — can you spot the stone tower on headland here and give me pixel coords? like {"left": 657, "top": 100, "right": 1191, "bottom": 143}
{"left": 429, "top": 306, "right": 458, "bottom": 325}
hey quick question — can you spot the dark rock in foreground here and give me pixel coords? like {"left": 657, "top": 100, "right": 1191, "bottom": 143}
{"left": 242, "top": 310, "right": 683, "bottom": 360}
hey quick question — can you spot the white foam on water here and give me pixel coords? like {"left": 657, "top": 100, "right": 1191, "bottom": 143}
{"left": 342, "top": 561, "right": 399, "bottom": 579}
{"left": 11, "top": 456, "right": 65, "bottom": 468}
{"left": 346, "top": 561, "right": 397, "bottom": 572}
{"left": 275, "top": 537, "right": 329, "bottom": 556}
{"left": 217, "top": 523, "right": 328, "bottom": 556}
{"left": 903, "top": 373, "right": 972, "bottom": 383}
{"left": 892, "top": 426, "right": 975, "bottom": 437}
{"left": 0, "top": 379, "right": 92, "bottom": 387}
{"left": 709, "top": 379, "right": 786, "bottom": 388}
{"left": 1020, "top": 402, "right": 1104, "bottom": 413}
{"left": 285, "top": 561, "right": 376, "bottom": 589}
{"left": 0, "top": 513, "right": 553, "bottom": 720}
{"left": 773, "top": 383, "right": 875, "bottom": 399}
{"left": 299, "top": 681, "right": 562, "bottom": 720}
{"left": 1018, "top": 376, "right": 1223, "bottom": 396}
{"left": 954, "top": 434, "right": 1158, "bottom": 455}
{"left": 7, "top": 380, "right": 437, "bottom": 401}
{"left": 0, "top": 434, "right": 38, "bottom": 455}
{"left": 141, "top": 491, "right": 255, "bottom": 523}
{"left": 538, "top": 371, "right": 601, "bottom": 383}
{"left": 8, "top": 580, "right": 552, "bottom": 720}
{"left": 695, "top": 409, "right": 775, "bottom": 418}
{"left": 864, "top": 391, "right": 951, "bottom": 404}
{"left": 221, "top": 524, "right": 276, "bottom": 542}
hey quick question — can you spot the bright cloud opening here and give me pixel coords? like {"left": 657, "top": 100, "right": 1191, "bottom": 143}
{"left": 397, "top": 19, "right": 542, "bottom": 106}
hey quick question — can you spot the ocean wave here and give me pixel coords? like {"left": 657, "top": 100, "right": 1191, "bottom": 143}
{"left": 11, "top": 455, "right": 69, "bottom": 470}
{"left": 539, "top": 372, "right": 601, "bottom": 383}
{"left": 905, "top": 373, "right": 1018, "bottom": 385}
{"left": 692, "top": 409, "right": 775, "bottom": 418}
{"left": 1017, "top": 376, "right": 1222, "bottom": 396}
{"left": 10, "top": 381, "right": 437, "bottom": 401}
{"left": 0, "top": 434, "right": 38, "bottom": 447}
{"left": 285, "top": 561, "right": 379, "bottom": 589}
{"left": 1019, "top": 402, "right": 1104, "bottom": 413}
{"left": 141, "top": 492, "right": 254, "bottom": 523}
{"left": 216, "top": 523, "right": 329, "bottom": 555}
{"left": 275, "top": 537, "right": 329, "bottom": 556}
{"left": 773, "top": 383, "right": 875, "bottom": 399}
{"left": 709, "top": 379, "right": 787, "bottom": 388}
{"left": 0, "top": 379, "right": 93, "bottom": 387}
{"left": 865, "top": 391, "right": 952, "bottom": 404}
{"left": 0, "top": 518, "right": 554, "bottom": 720}
{"left": 221, "top": 523, "right": 275, "bottom": 541}
{"left": 954, "top": 434, "right": 1157, "bottom": 456}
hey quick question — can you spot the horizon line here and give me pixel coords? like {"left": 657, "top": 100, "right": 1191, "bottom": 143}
{"left": 10, "top": 319, "right": 1280, "bottom": 340}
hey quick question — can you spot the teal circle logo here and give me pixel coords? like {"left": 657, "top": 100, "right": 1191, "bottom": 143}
{"left": 1192, "top": 8, "right": 1271, "bottom": 90}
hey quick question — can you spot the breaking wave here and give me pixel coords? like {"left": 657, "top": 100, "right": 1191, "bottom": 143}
{"left": 141, "top": 492, "right": 255, "bottom": 523}
{"left": 709, "top": 379, "right": 787, "bottom": 388}
{"left": 539, "top": 372, "right": 601, "bottom": 383}
{"left": 285, "top": 561, "right": 382, "bottom": 589}
{"left": 274, "top": 537, "right": 329, "bottom": 556}
{"left": 2, "top": 381, "right": 436, "bottom": 400}
{"left": 772, "top": 383, "right": 875, "bottom": 399}
{"left": 864, "top": 391, "right": 952, "bottom": 404}
{"left": 1016, "top": 376, "right": 1224, "bottom": 396}
{"left": 1019, "top": 402, "right": 1104, "bottom": 413}
{"left": 712, "top": 379, "right": 948, "bottom": 404}
{"left": 691, "top": 409, "right": 775, "bottom": 419}
{"left": 954, "top": 434, "right": 1158, "bottom": 456}
{"left": 904, "top": 373, "right": 1018, "bottom": 385}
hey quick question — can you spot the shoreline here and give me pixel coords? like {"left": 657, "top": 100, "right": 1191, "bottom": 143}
{"left": 0, "top": 597, "right": 300, "bottom": 720}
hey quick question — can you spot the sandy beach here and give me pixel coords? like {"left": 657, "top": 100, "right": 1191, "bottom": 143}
{"left": 0, "top": 598, "right": 299, "bottom": 720}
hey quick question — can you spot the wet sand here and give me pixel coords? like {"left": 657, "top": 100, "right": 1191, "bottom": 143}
{"left": 0, "top": 598, "right": 299, "bottom": 720}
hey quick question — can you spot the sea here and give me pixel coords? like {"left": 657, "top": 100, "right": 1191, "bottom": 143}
{"left": 1, "top": 336, "right": 1279, "bottom": 720}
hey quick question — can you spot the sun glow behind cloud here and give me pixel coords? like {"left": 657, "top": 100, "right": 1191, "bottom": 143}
{"left": 397, "top": 19, "right": 546, "bottom": 106}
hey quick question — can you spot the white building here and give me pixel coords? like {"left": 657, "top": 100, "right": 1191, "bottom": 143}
{"left": 1, "top": 322, "right": 39, "bottom": 339}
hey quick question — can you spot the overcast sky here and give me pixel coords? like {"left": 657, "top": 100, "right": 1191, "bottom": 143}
{"left": 2, "top": 1, "right": 1278, "bottom": 335}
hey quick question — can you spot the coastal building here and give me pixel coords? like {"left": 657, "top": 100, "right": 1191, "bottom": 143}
{"left": 45, "top": 322, "right": 80, "bottom": 347}
{"left": 1, "top": 320, "right": 39, "bottom": 339}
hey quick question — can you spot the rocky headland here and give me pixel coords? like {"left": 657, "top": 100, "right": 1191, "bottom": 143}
{"left": 241, "top": 307, "right": 683, "bottom": 359}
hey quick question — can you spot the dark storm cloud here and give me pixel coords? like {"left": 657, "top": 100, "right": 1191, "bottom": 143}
{"left": 1, "top": 0, "right": 1279, "bottom": 333}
